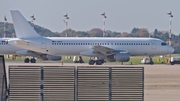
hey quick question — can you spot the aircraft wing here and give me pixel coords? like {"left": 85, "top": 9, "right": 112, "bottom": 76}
{"left": 92, "top": 45, "right": 127, "bottom": 55}
{"left": 92, "top": 45, "right": 114, "bottom": 54}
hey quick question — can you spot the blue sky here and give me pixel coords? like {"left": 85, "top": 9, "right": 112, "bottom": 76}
{"left": 0, "top": 0, "right": 180, "bottom": 34}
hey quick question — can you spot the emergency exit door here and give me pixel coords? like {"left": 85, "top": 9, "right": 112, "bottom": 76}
{"left": 151, "top": 40, "right": 156, "bottom": 49}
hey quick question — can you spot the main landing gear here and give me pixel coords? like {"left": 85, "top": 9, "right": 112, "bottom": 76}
{"left": 88, "top": 57, "right": 106, "bottom": 65}
{"left": 24, "top": 57, "right": 36, "bottom": 63}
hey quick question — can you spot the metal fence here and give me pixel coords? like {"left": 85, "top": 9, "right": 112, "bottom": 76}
{"left": 0, "top": 55, "right": 7, "bottom": 101}
{"left": 8, "top": 66, "right": 144, "bottom": 101}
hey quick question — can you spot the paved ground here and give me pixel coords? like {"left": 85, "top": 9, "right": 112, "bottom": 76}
{"left": 5, "top": 61, "right": 180, "bottom": 101}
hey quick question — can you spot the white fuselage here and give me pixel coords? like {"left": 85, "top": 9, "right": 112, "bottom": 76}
{"left": 0, "top": 38, "right": 23, "bottom": 55}
{"left": 8, "top": 37, "right": 174, "bottom": 57}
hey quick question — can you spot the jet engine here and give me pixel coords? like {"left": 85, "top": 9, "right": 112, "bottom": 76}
{"left": 39, "top": 54, "right": 62, "bottom": 61}
{"left": 106, "top": 51, "right": 130, "bottom": 62}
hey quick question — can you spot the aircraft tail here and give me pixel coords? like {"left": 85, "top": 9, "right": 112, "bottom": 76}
{"left": 10, "top": 10, "right": 41, "bottom": 38}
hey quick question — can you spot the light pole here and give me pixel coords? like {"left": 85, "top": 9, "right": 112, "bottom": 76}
{"left": 63, "top": 13, "right": 70, "bottom": 59}
{"left": 30, "top": 14, "right": 35, "bottom": 28}
{"left": 167, "top": 11, "right": 173, "bottom": 46}
{"left": 101, "top": 12, "right": 107, "bottom": 37}
{"left": 167, "top": 11, "right": 173, "bottom": 63}
{"left": 63, "top": 13, "right": 69, "bottom": 37}
{"left": 4, "top": 15, "right": 7, "bottom": 38}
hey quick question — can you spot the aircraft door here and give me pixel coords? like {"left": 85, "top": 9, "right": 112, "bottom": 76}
{"left": 151, "top": 40, "right": 156, "bottom": 49}
{"left": 41, "top": 38, "right": 46, "bottom": 49}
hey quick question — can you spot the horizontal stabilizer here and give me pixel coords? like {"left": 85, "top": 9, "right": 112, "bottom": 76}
{"left": 11, "top": 10, "right": 41, "bottom": 38}
{"left": 16, "top": 40, "right": 31, "bottom": 45}
{"left": 8, "top": 39, "right": 31, "bottom": 46}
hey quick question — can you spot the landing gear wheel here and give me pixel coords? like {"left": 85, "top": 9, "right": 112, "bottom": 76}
{"left": 30, "top": 58, "right": 36, "bottom": 63}
{"left": 79, "top": 59, "right": 84, "bottom": 63}
{"left": 24, "top": 58, "right": 29, "bottom": 63}
{"left": 149, "top": 56, "right": 154, "bottom": 65}
{"left": 89, "top": 60, "right": 95, "bottom": 65}
{"left": 150, "top": 61, "right": 154, "bottom": 65}
{"left": 96, "top": 60, "right": 102, "bottom": 65}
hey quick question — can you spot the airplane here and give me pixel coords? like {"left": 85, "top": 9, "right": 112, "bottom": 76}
{"left": 7, "top": 10, "right": 174, "bottom": 65}
{"left": 0, "top": 38, "right": 62, "bottom": 63}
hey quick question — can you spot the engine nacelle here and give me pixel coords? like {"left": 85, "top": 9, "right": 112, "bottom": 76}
{"left": 106, "top": 51, "right": 130, "bottom": 62}
{"left": 39, "top": 54, "right": 62, "bottom": 61}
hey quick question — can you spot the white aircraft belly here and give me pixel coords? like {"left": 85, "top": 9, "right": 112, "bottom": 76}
{"left": 0, "top": 45, "right": 21, "bottom": 54}
{"left": 48, "top": 45, "right": 91, "bottom": 55}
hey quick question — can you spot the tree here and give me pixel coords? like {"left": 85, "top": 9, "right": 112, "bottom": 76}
{"left": 120, "top": 32, "right": 129, "bottom": 37}
{"left": 87, "top": 28, "right": 103, "bottom": 37}
{"left": 153, "top": 29, "right": 158, "bottom": 35}
{"left": 136, "top": 28, "right": 149, "bottom": 37}
{"left": 131, "top": 27, "right": 139, "bottom": 34}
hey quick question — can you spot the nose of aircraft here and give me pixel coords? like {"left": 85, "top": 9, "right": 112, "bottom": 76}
{"left": 169, "top": 46, "right": 175, "bottom": 53}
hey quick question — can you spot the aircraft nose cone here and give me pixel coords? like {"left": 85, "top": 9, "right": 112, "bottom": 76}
{"left": 169, "top": 46, "right": 174, "bottom": 53}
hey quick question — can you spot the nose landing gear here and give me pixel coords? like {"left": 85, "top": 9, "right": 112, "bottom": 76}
{"left": 149, "top": 56, "right": 154, "bottom": 65}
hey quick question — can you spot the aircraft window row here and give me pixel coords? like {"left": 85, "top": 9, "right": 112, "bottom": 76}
{"left": 52, "top": 42, "right": 150, "bottom": 45}
{"left": 0, "top": 43, "right": 8, "bottom": 45}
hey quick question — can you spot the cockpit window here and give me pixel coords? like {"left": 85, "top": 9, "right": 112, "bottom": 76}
{"left": 161, "top": 42, "right": 167, "bottom": 46}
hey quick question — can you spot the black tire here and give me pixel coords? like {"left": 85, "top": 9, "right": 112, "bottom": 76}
{"left": 89, "top": 60, "right": 95, "bottom": 65}
{"left": 79, "top": 60, "right": 84, "bottom": 63}
{"left": 24, "top": 58, "right": 29, "bottom": 63}
{"left": 150, "top": 61, "right": 154, "bottom": 65}
{"left": 30, "top": 58, "right": 36, "bottom": 63}
{"left": 171, "top": 62, "right": 174, "bottom": 65}
{"left": 96, "top": 60, "right": 102, "bottom": 65}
